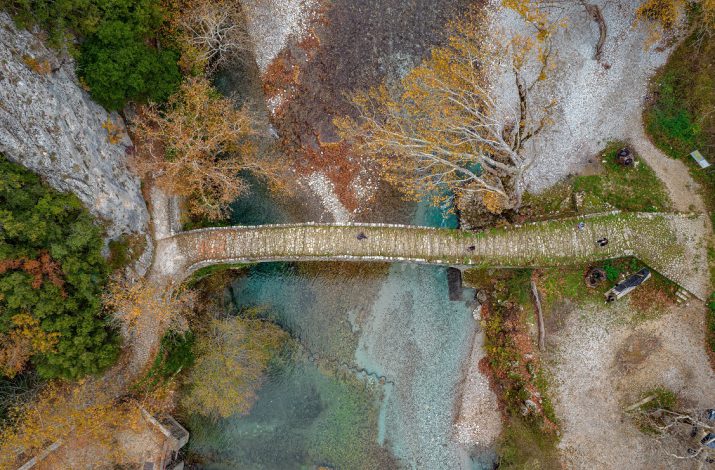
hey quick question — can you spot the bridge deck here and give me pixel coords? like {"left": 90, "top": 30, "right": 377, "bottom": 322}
{"left": 152, "top": 212, "right": 710, "bottom": 299}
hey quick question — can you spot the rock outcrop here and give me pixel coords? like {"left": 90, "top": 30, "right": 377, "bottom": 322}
{"left": 0, "top": 13, "right": 149, "bottom": 239}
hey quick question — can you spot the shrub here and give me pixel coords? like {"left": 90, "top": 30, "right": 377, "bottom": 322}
{"left": 79, "top": 20, "right": 181, "bottom": 110}
{"left": 134, "top": 331, "right": 195, "bottom": 391}
{"left": 0, "top": 156, "right": 118, "bottom": 379}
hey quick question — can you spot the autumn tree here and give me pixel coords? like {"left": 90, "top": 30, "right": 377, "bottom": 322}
{"left": 336, "top": 12, "right": 553, "bottom": 213}
{"left": 181, "top": 314, "right": 287, "bottom": 419}
{"left": 103, "top": 277, "right": 196, "bottom": 362}
{"left": 0, "top": 314, "right": 60, "bottom": 379}
{"left": 175, "top": 0, "right": 253, "bottom": 72}
{"left": 0, "top": 380, "right": 143, "bottom": 468}
{"left": 131, "top": 77, "right": 279, "bottom": 220}
{"left": 627, "top": 390, "right": 715, "bottom": 464}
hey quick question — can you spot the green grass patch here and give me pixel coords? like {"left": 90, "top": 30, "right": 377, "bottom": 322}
{"left": 134, "top": 331, "right": 195, "bottom": 392}
{"left": 539, "top": 267, "right": 597, "bottom": 308}
{"left": 572, "top": 143, "right": 672, "bottom": 212}
{"left": 524, "top": 142, "right": 672, "bottom": 218}
{"left": 638, "top": 387, "right": 678, "bottom": 412}
{"left": 497, "top": 416, "right": 562, "bottom": 470}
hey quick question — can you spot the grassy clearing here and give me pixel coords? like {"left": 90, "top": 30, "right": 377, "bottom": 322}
{"left": 572, "top": 143, "right": 672, "bottom": 213}
{"left": 537, "top": 257, "right": 677, "bottom": 316}
{"left": 523, "top": 142, "right": 672, "bottom": 219}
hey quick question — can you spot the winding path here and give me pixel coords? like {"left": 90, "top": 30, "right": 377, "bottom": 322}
{"left": 151, "top": 211, "right": 711, "bottom": 300}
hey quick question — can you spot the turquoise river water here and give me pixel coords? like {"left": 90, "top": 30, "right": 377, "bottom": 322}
{"left": 186, "top": 188, "right": 493, "bottom": 469}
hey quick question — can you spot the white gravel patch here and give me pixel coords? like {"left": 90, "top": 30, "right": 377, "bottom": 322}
{"left": 304, "top": 172, "right": 351, "bottom": 222}
{"left": 454, "top": 315, "right": 502, "bottom": 449}
{"left": 241, "top": 0, "right": 318, "bottom": 73}
{"left": 487, "top": 0, "right": 677, "bottom": 192}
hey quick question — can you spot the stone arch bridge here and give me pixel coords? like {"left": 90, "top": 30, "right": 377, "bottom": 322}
{"left": 151, "top": 211, "right": 711, "bottom": 300}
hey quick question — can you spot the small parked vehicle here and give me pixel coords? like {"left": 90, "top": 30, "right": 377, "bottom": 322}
{"left": 605, "top": 268, "right": 651, "bottom": 302}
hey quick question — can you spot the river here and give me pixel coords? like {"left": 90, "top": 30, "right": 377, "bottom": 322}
{"left": 185, "top": 181, "right": 496, "bottom": 469}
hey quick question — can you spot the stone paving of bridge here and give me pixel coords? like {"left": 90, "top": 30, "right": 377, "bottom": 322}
{"left": 151, "top": 212, "right": 711, "bottom": 300}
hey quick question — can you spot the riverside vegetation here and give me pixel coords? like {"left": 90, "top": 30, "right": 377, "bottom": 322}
{"left": 643, "top": 4, "right": 715, "bottom": 354}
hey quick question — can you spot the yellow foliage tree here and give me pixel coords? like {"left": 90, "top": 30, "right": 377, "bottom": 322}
{"left": 0, "top": 381, "right": 142, "bottom": 468}
{"left": 131, "top": 77, "right": 280, "bottom": 220}
{"left": 635, "top": 0, "right": 715, "bottom": 36}
{"left": 181, "top": 315, "right": 287, "bottom": 419}
{"left": 0, "top": 313, "right": 60, "bottom": 378}
{"left": 336, "top": 11, "right": 553, "bottom": 211}
{"left": 636, "top": 0, "right": 686, "bottom": 30}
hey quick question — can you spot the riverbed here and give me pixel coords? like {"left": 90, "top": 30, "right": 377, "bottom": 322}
{"left": 185, "top": 182, "right": 496, "bottom": 468}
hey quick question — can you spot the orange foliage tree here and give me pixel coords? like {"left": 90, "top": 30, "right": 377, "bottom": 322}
{"left": 335, "top": 12, "right": 553, "bottom": 212}
{"left": 0, "top": 314, "right": 60, "bottom": 378}
{"left": 104, "top": 277, "right": 196, "bottom": 343}
{"left": 131, "top": 77, "right": 280, "bottom": 220}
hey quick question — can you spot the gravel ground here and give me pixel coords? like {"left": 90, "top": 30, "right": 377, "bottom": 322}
{"left": 548, "top": 301, "right": 715, "bottom": 469}
{"left": 487, "top": 0, "right": 676, "bottom": 193}
{"left": 240, "top": 0, "right": 319, "bottom": 72}
{"left": 304, "top": 172, "right": 351, "bottom": 222}
{"left": 454, "top": 312, "right": 503, "bottom": 451}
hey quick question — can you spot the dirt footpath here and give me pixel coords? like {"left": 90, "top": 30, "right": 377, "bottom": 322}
{"left": 547, "top": 301, "right": 715, "bottom": 469}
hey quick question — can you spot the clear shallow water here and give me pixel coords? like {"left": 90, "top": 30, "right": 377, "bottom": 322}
{"left": 187, "top": 181, "right": 487, "bottom": 469}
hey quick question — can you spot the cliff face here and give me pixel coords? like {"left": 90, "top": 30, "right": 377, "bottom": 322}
{"left": 0, "top": 13, "right": 149, "bottom": 239}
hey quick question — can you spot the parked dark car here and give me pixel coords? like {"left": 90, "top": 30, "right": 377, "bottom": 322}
{"left": 605, "top": 268, "right": 651, "bottom": 302}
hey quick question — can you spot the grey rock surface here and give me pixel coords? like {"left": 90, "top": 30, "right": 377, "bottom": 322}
{"left": 0, "top": 13, "right": 149, "bottom": 239}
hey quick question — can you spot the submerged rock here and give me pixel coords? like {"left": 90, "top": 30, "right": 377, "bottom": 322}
{"left": 0, "top": 13, "right": 149, "bottom": 240}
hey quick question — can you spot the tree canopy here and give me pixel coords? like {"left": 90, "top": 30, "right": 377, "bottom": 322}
{"left": 2, "top": 0, "right": 182, "bottom": 110}
{"left": 336, "top": 11, "right": 552, "bottom": 212}
{"left": 131, "top": 76, "right": 280, "bottom": 220}
{"left": 181, "top": 315, "right": 287, "bottom": 420}
{"left": 0, "top": 156, "right": 118, "bottom": 379}
{"left": 79, "top": 19, "right": 181, "bottom": 110}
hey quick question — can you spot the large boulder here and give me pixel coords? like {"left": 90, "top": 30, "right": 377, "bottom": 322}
{"left": 0, "top": 13, "right": 149, "bottom": 240}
